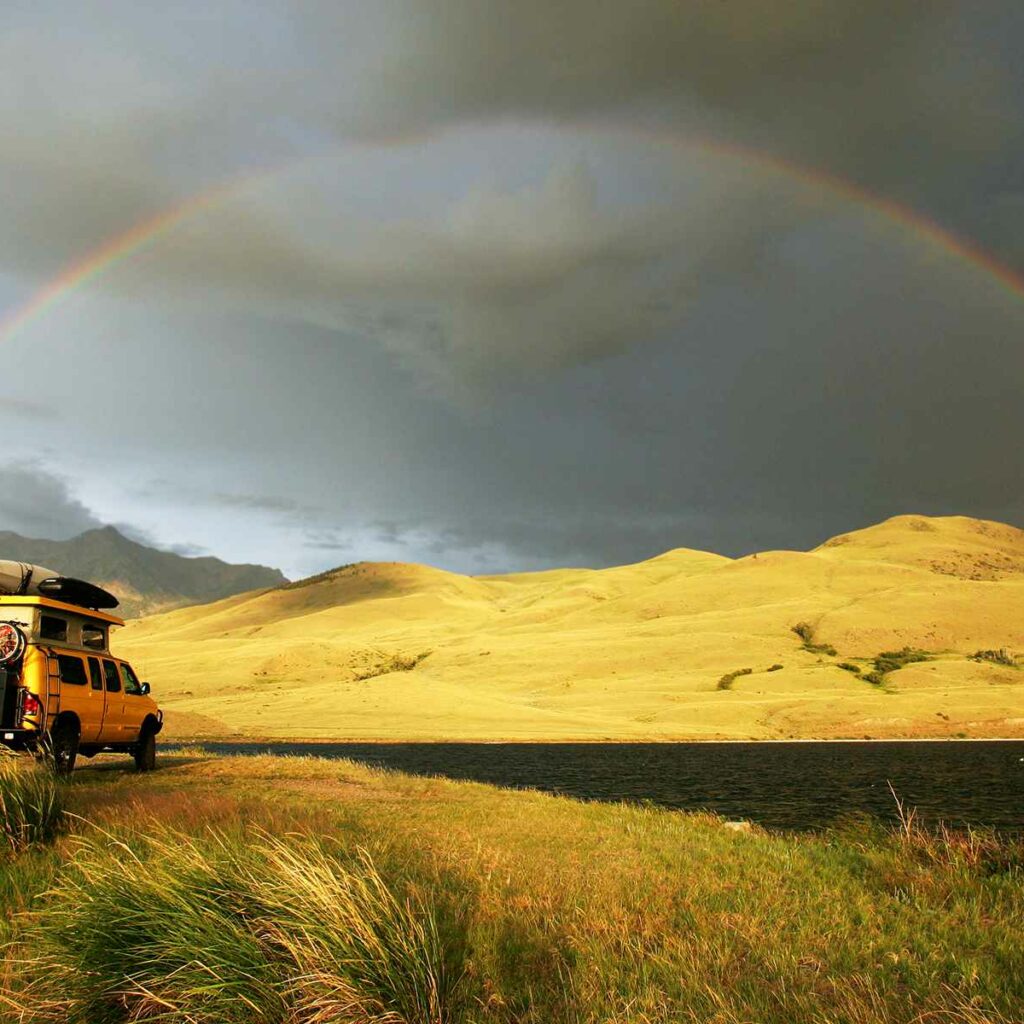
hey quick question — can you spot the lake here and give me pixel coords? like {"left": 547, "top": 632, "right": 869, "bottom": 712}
{"left": 172, "top": 740, "right": 1024, "bottom": 832}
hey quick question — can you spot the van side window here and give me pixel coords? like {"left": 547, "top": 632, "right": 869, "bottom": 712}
{"left": 57, "top": 655, "right": 87, "bottom": 686}
{"left": 120, "top": 663, "right": 143, "bottom": 695}
{"left": 87, "top": 657, "right": 103, "bottom": 691}
{"left": 82, "top": 623, "right": 107, "bottom": 650}
{"left": 102, "top": 660, "right": 121, "bottom": 693}
{"left": 40, "top": 615, "right": 68, "bottom": 642}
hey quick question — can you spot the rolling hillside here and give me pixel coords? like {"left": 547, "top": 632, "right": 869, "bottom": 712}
{"left": 0, "top": 526, "right": 286, "bottom": 617}
{"left": 118, "top": 515, "right": 1024, "bottom": 740}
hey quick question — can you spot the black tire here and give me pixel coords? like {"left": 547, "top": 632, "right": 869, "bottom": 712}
{"left": 134, "top": 729, "right": 156, "bottom": 772}
{"left": 49, "top": 720, "right": 79, "bottom": 776}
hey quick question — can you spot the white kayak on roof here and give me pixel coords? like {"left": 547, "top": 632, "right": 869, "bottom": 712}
{"left": 0, "top": 560, "right": 119, "bottom": 609}
{"left": 0, "top": 561, "right": 62, "bottom": 596}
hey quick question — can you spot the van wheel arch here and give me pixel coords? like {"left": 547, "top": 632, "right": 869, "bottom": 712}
{"left": 52, "top": 711, "right": 81, "bottom": 738}
{"left": 140, "top": 714, "right": 161, "bottom": 738}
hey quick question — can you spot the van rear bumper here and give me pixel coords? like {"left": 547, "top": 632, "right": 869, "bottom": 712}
{"left": 0, "top": 728, "right": 36, "bottom": 751}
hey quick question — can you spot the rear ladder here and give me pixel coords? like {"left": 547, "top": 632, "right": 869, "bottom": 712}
{"left": 42, "top": 654, "right": 61, "bottom": 736}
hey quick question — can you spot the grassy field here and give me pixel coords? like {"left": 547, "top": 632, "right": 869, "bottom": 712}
{"left": 1, "top": 751, "right": 1022, "bottom": 1023}
{"left": 118, "top": 515, "right": 1024, "bottom": 742}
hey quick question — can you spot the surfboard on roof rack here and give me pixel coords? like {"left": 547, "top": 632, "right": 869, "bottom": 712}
{"left": 0, "top": 560, "right": 119, "bottom": 610}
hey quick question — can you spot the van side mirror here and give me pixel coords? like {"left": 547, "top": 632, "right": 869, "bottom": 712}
{"left": 140, "top": 681, "right": 151, "bottom": 695}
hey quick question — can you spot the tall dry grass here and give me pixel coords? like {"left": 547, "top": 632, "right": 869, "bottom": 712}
{"left": 11, "top": 824, "right": 467, "bottom": 1024}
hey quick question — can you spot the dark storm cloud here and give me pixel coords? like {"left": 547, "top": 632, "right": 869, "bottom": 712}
{"left": 346, "top": 0, "right": 1024, "bottom": 269}
{"left": 357, "top": 4, "right": 1018, "bottom": 175}
{"left": 0, "top": 2, "right": 1021, "bottom": 572}
{"left": 0, "top": 464, "right": 103, "bottom": 540}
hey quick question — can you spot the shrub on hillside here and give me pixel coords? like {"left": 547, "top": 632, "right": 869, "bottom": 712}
{"left": 717, "top": 668, "right": 753, "bottom": 691}
{"left": 790, "top": 623, "right": 837, "bottom": 657}
{"left": 791, "top": 622, "right": 814, "bottom": 645}
{"left": 970, "top": 648, "right": 1017, "bottom": 667}
{"left": 873, "top": 647, "right": 930, "bottom": 677}
{"left": 766, "top": 663, "right": 784, "bottom": 672}
{"left": 837, "top": 662, "right": 861, "bottom": 674}
{"left": 355, "top": 651, "right": 432, "bottom": 681}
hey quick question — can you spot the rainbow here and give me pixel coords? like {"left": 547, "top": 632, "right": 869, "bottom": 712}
{"left": 1, "top": 131, "right": 1021, "bottom": 347}
{"left": 0, "top": 169, "right": 274, "bottom": 343}
{"left": 686, "top": 134, "right": 1024, "bottom": 301}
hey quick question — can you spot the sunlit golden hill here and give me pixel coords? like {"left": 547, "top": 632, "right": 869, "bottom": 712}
{"left": 119, "top": 515, "right": 1024, "bottom": 740}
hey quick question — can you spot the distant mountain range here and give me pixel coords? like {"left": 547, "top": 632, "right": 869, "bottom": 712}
{"left": 0, "top": 526, "right": 287, "bottom": 617}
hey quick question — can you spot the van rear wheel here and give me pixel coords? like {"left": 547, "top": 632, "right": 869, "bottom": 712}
{"left": 49, "top": 721, "right": 79, "bottom": 776}
{"left": 134, "top": 730, "right": 156, "bottom": 772}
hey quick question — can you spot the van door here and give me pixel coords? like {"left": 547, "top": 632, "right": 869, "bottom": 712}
{"left": 100, "top": 659, "right": 125, "bottom": 741}
{"left": 86, "top": 657, "right": 107, "bottom": 742}
{"left": 54, "top": 653, "right": 104, "bottom": 742}
{"left": 119, "top": 662, "right": 148, "bottom": 740}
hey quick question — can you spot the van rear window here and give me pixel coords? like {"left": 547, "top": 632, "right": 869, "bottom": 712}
{"left": 40, "top": 616, "right": 68, "bottom": 642}
{"left": 57, "top": 655, "right": 87, "bottom": 686}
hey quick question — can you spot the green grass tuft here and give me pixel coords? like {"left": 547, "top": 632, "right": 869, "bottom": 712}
{"left": 16, "top": 824, "right": 467, "bottom": 1023}
{"left": 0, "top": 759, "right": 65, "bottom": 857}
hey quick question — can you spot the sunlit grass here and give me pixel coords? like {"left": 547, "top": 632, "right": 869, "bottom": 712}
{"left": 0, "top": 758, "right": 65, "bottom": 856}
{"left": 1, "top": 751, "right": 1021, "bottom": 1023}
{"left": 11, "top": 825, "right": 465, "bottom": 1023}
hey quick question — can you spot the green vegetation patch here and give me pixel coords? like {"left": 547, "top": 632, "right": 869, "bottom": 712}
{"left": 716, "top": 667, "right": 753, "bottom": 690}
{"left": 861, "top": 647, "right": 934, "bottom": 687}
{"left": 790, "top": 622, "right": 837, "bottom": 657}
{"left": 874, "top": 647, "right": 931, "bottom": 675}
{"left": 971, "top": 648, "right": 1018, "bottom": 668}
{"left": 355, "top": 650, "right": 432, "bottom": 680}
{"left": 837, "top": 662, "right": 861, "bottom": 674}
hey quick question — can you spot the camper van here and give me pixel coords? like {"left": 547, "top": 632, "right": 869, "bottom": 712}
{"left": 0, "top": 562, "right": 162, "bottom": 774}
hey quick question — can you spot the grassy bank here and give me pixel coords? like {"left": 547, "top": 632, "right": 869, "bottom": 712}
{"left": 1, "top": 752, "right": 1022, "bottom": 1023}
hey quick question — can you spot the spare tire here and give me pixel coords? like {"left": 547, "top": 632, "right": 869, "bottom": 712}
{"left": 0, "top": 622, "right": 26, "bottom": 665}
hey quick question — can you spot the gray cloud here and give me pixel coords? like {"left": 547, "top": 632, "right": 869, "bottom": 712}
{"left": 0, "top": 464, "right": 103, "bottom": 540}
{"left": 351, "top": 2, "right": 1020, "bottom": 191}
{"left": 0, "top": 396, "right": 55, "bottom": 419}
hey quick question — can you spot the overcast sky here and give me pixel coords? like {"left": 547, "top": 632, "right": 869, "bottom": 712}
{"left": 1, "top": 1, "right": 1022, "bottom": 578}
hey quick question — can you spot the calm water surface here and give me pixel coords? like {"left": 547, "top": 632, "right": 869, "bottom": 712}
{"left": 175, "top": 740, "right": 1024, "bottom": 832}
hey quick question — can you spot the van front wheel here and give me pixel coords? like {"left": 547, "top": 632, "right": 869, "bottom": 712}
{"left": 133, "top": 730, "right": 156, "bottom": 772}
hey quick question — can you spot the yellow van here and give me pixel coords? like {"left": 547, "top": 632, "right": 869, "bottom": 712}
{"left": 0, "top": 594, "right": 162, "bottom": 773}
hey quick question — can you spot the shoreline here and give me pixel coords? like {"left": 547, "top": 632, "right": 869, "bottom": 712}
{"left": 164, "top": 735, "right": 1024, "bottom": 745}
